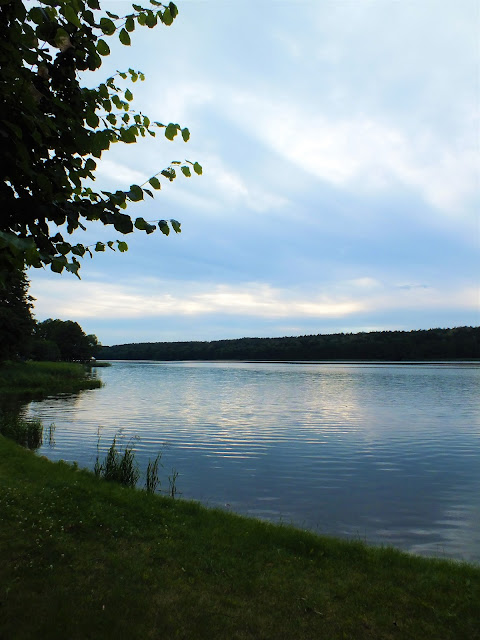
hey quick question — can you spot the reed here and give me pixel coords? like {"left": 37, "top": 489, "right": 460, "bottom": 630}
{"left": 94, "top": 435, "right": 140, "bottom": 488}
{"left": 0, "top": 413, "right": 45, "bottom": 449}
{"left": 168, "top": 468, "right": 179, "bottom": 498}
{"left": 145, "top": 453, "right": 162, "bottom": 493}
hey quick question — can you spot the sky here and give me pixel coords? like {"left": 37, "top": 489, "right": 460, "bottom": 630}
{"left": 28, "top": 0, "right": 480, "bottom": 346}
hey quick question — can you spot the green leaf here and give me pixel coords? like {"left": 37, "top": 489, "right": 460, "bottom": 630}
{"left": 85, "top": 111, "right": 100, "bottom": 129}
{"left": 134, "top": 217, "right": 147, "bottom": 230}
{"left": 22, "top": 49, "right": 38, "bottom": 65}
{"left": 56, "top": 242, "right": 71, "bottom": 255}
{"left": 181, "top": 166, "right": 191, "bottom": 177}
{"left": 113, "top": 214, "right": 134, "bottom": 234}
{"left": 117, "top": 240, "right": 129, "bottom": 252}
{"left": 145, "top": 11, "right": 157, "bottom": 27}
{"left": 158, "top": 220, "right": 170, "bottom": 236}
{"left": 95, "top": 242, "right": 106, "bottom": 252}
{"left": 149, "top": 177, "right": 161, "bottom": 190}
{"left": 96, "top": 39, "right": 110, "bottom": 56}
{"left": 110, "top": 191, "right": 127, "bottom": 206}
{"left": 193, "top": 162, "right": 203, "bottom": 175}
{"left": 71, "top": 244, "right": 86, "bottom": 257}
{"left": 125, "top": 16, "right": 135, "bottom": 32}
{"left": 124, "top": 88, "right": 133, "bottom": 101}
{"left": 106, "top": 11, "right": 119, "bottom": 19}
{"left": 98, "top": 83, "right": 109, "bottom": 99}
{"left": 181, "top": 127, "right": 190, "bottom": 142}
{"left": 120, "top": 127, "right": 137, "bottom": 144}
{"left": 119, "top": 28, "right": 131, "bottom": 45}
{"left": 51, "top": 258, "right": 66, "bottom": 274}
{"left": 54, "top": 28, "right": 71, "bottom": 49}
{"left": 61, "top": 5, "right": 82, "bottom": 28}
{"left": 85, "top": 158, "right": 97, "bottom": 171}
{"left": 128, "top": 185, "right": 143, "bottom": 201}
{"left": 171, "top": 219, "right": 181, "bottom": 233}
{"left": 28, "top": 7, "right": 44, "bottom": 24}
{"left": 162, "top": 7, "right": 173, "bottom": 25}
{"left": 165, "top": 123, "right": 178, "bottom": 140}
{"left": 65, "top": 261, "right": 81, "bottom": 278}
{"left": 112, "top": 95, "right": 123, "bottom": 109}
{"left": 161, "top": 168, "right": 176, "bottom": 181}
{"left": 100, "top": 17, "right": 116, "bottom": 35}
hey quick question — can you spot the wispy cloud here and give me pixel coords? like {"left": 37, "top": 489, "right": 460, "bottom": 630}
{"left": 30, "top": 276, "right": 478, "bottom": 326}
{"left": 223, "top": 92, "right": 479, "bottom": 214}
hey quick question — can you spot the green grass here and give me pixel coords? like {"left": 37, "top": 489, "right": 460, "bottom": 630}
{"left": 0, "top": 361, "right": 103, "bottom": 397}
{"left": 0, "top": 436, "right": 478, "bottom": 639}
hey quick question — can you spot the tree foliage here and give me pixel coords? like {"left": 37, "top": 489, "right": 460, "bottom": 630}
{"left": 100, "top": 327, "right": 480, "bottom": 361}
{"left": 33, "top": 318, "right": 100, "bottom": 361}
{"left": 0, "top": 267, "right": 35, "bottom": 362}
{"left": 0, "top": 0, "right": 202, "bottom": 281}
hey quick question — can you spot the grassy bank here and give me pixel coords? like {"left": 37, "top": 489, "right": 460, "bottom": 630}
{"left": 0, "top": 436, "right": 478, "bottom": 639}
{"left": 0, "top": 361, "right": 102, "bottom": 397}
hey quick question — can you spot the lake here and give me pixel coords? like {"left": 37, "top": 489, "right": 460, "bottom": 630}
{"left": 25, "top": 360, "right": 480, "bottom": 564}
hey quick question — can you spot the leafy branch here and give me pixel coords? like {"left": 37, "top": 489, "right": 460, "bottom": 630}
{"left": 0, "top": 0, "right": 202, "bottom": 281}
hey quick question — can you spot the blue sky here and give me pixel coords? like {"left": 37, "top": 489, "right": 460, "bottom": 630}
{"left": 28, "top": 0, "right": 479, "bottom": 346}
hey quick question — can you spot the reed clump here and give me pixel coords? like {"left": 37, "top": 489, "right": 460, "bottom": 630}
{"left": 94, "top": 436, "right": 139, "bottom": 488}
{"left": 145, "top": 453, "right": 162, "bottom": 493}
{"left": 94, "top": 433, "right": 172, "bottom": 495}
{"left": 0, "top": 413, "right": 45, "bottom": 449}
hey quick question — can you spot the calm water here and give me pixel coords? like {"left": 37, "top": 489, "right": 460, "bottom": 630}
{"left": 26, "top": 361, "right": 480, "bottom": 563}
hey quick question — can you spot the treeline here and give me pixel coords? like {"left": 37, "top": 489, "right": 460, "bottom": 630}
{"left": 100, "top": 326, "right": 480, "bottom": 361}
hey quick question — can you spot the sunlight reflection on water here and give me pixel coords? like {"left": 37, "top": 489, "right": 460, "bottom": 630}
{"left": 26, "top": 360, "right": 480, "bottom": 564}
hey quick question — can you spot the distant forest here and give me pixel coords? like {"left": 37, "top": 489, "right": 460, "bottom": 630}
{"left": 100, "top": 326, "right": 480, "bottom": 361}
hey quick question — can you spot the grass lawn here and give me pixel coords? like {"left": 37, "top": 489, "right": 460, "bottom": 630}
{"left": 0, "top": 435, "right": 479, "bottom": 639}
{"left": 0, "top": 361, "right": 102, "bottom": 397}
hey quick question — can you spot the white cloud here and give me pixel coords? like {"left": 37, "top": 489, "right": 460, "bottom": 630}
{"left": 94, "top": 158, "right": 147, "bottom": 190}
{"left": 31, "top": 279, "right": 363, "bottom": 320}
{"left": 30, "top": 276, "right": 478, "bottom": 325}
{"left": 223, "top": 91, "right": 479, "bottom": 214}
{"left": 154, "top": 82, "right": 214, "bottom": 124}
{"left": 203, "top": 155, "right": 289, "bottom": 213}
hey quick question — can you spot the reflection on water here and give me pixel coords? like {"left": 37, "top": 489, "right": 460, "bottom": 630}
{"left": 25, "top": 361, "right": 480, "bottom": 564}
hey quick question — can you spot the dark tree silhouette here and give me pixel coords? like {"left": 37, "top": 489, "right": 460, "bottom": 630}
{"left": 0, "top": 268, "right": 35, "bottom": 362}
